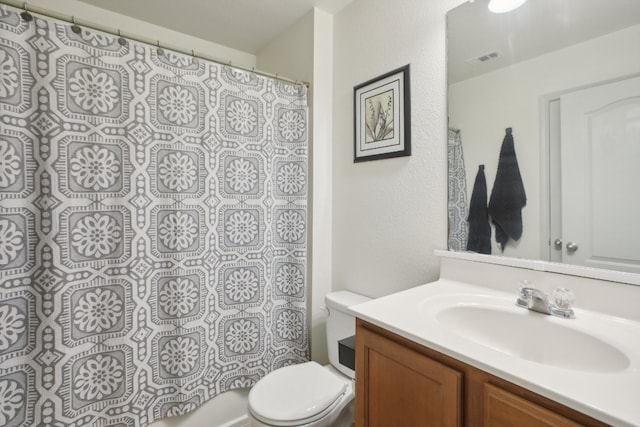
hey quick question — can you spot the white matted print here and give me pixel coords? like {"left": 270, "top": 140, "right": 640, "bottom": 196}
{"left": 354, "top": 65, "right": 411, "bottom": 162}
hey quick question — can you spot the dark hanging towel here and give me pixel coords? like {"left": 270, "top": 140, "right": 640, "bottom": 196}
{"left": 488, "top": 128, "right": 527, "bottom": 251}
{"left": 466, "top": 165, "right": 491, "bottom": 254}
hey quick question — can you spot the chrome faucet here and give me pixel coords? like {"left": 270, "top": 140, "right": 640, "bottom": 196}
{"left": 516, "top": 283, "right": 575, "bottom": 319}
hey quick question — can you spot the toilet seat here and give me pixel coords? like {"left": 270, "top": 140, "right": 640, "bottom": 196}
{"left": 248, "top": 361, "right": 350, "bottom": 426}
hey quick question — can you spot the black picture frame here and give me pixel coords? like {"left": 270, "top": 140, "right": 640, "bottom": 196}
{"left": 353, "top": 64, "right": 411, "bottom": 162}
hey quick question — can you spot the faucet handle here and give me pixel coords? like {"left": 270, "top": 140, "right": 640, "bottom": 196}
{"left": 518, "top": 280, "right": 534, "bottom": 295}
{"left": 553, "top": 287, "right": 575, "bottom": 309}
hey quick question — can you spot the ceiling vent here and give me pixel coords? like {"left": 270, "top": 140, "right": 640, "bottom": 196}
{"left": 465, "top": 50, "right": 503, "bottom": 65}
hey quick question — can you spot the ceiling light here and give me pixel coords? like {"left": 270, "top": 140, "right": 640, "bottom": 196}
{"left": 488, "top": 0, "right": 527, "bottom": 13}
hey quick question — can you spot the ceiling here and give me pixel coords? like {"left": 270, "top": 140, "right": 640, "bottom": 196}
{"left": 76, "top": 0, "right": 640, "bottom": 79}
{"left": 78, "top": 0, "right": 353, "bottom": 54}
{"left": 447, "top": 0, "right": 640, "bottom": 83}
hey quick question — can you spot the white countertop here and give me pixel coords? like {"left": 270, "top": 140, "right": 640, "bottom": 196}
{"left": 350, "top": 279, "right": 640, "bottom": 426}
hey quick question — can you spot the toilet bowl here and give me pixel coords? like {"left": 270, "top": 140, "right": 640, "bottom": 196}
{"left": 247, "top": 291, "right": 370, "bottom": 427}
{"left": 248, "top": 362, "right": 353, "bottom": 427}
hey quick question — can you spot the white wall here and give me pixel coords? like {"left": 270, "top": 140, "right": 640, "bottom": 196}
{"left": 331, "top": 0, "right": 465, "bottom": 298}
{"left": 449, "top": 24, "right": 640, "bottom": 259}
{"left": 257, "top": 11, "right": 314, "bottom": 82}
{"left": 309, "top": 9, "right": 334, "bottom": 365}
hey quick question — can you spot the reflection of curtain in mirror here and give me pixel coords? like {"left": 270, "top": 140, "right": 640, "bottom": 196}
{"left": 447, "top": 129, "right": 468, "bottom": 250}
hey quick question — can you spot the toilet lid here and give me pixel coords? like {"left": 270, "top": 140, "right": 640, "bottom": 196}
{"left": 248, "top": 361, "right": 347, "bottom": 424}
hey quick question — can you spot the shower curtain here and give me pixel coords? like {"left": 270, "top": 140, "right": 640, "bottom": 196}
{"left": 447, "top": 129, "right": 468, "bottom": 251}
{"left": 0, "top": 5, "right": 308, "bottom": 426}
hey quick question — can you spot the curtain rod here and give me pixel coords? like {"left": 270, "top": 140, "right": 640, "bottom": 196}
{"left": 1, "top": 0, "right": 311, "bottom": 89}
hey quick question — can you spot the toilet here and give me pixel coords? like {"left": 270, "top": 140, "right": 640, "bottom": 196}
{"left": 247, "top": 291, "right": 371, "bottom": 427}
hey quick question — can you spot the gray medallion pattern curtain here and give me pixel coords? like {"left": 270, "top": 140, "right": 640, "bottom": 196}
{"left": 0, "top": 5, "right": 308, "bottom": 426}
{"left": 447, "top": 129, "right": 468, "bottom": 251}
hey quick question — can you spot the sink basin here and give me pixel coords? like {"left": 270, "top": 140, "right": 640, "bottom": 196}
{"left": 433, "top": 298, "right": 630, "bottom": 373}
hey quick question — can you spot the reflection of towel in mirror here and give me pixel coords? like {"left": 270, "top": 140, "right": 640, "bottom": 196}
{"left": 466, "top": 165, "right": 491, "bottom": 254}
{"left": 488, "top": 128, "right": 527, "bottom": 251}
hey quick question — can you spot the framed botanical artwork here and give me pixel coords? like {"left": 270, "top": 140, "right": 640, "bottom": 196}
{"left": 353, "top": 64, "right": 411, "bottom": 162}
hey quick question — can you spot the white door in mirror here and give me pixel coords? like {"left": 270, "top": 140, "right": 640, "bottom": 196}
{"left": 560, "top": 75, "right": 640, "bottom": 273}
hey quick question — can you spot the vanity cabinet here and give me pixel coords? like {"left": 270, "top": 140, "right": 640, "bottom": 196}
{"left": 355, "top": 319, "right": 607, "bottom": 427}
{"left": 355, "top": 319, "right": 462, "bottom": 426}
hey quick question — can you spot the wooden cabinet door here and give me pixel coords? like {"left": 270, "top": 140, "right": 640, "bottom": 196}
{"left": 356, "top": 323, "right": 462, "bottom": 427}
{"left": 483, "top": 383, "right": 583, "bottom": 427}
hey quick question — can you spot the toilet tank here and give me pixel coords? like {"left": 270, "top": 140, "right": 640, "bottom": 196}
{"left": 324, "top": 291, "right": 371, "bottom": 379}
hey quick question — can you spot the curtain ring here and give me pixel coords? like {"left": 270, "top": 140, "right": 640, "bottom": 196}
{"left": 117, "top": 29, "right": 127, "bottom": 46}
{"left": 191, "top": 49, "right": 198, "bottom": 65}
{"left": 156, "top": 40, "right": 164, "bottom": 56}
{"left": 70, "top": 16, "right": 82, "bottom": 34}
{"left": 20, "top": 3, "right": 33, "bottom": 22}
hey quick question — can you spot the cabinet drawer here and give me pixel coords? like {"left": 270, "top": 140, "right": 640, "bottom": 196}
{"left": 483, "top": 383, "right": 583, "bottom": 426}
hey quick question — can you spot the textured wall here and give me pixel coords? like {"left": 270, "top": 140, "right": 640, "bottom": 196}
{"left": 332, "top": 0, "right": 465, "bottom": 298}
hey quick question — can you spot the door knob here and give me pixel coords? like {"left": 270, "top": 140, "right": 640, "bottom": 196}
{"left": 566, "top": 242, "right": 578, "bottom": 253}
{"left": 553, "top": 239, "right": 562, "bottom": 249}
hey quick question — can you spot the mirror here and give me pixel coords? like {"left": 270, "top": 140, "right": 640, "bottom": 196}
{"left": 446, "top": 0, "right": 640, "bottom": 274}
